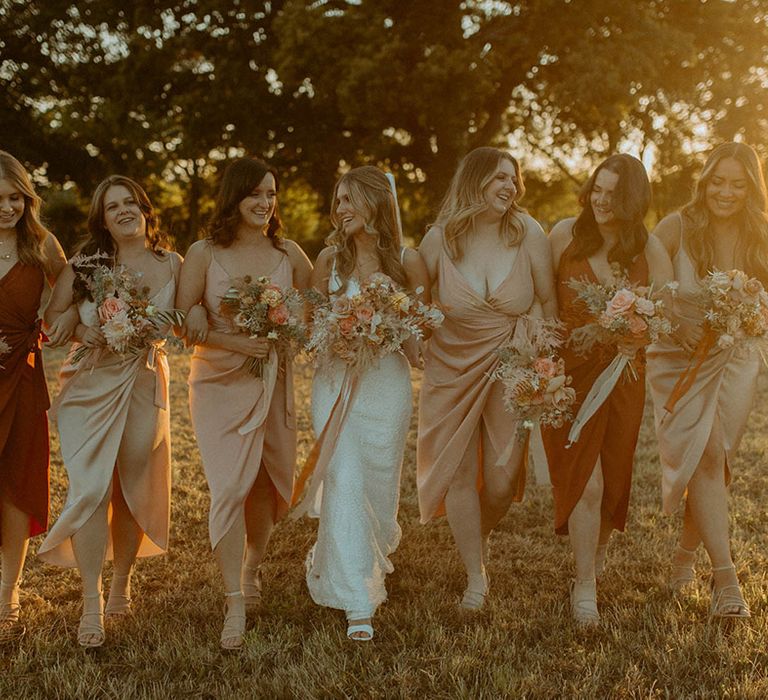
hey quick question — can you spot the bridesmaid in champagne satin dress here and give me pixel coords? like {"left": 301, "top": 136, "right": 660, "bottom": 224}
{"left": 177, "top": 157, "right": 311, "bottom": 650}
{"left": 40, "top": 176, "right": 181, "bottom": 647}
{"left": 647, "top": 142, "right": 768, "bottom": 619}
{"left": 418, "top": 147, "right": 557, "bottom": 610}
{"left": 0, "top": 151, "right": 71, "bottom": 642}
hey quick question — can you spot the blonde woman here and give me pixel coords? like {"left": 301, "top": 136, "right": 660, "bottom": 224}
{"left": 647, "top": 142, "right": 768, "bottom": 619}
{"left": 298, "top": 165, "right": 429, "bottom": 641}
{"left": 0, "top": 151, "right": 72, "bottom": 642}
{"left": 417, "top": 147, "right": 556, "bottom": 609}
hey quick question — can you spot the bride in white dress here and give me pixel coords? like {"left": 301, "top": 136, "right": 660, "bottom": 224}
{"left": 294, "top": 166, "right": 430, "bottom": 641}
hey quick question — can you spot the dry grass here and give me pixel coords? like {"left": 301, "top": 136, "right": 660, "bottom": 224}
{"left": 2, "top": 348, "right": 768, "bottom": 699}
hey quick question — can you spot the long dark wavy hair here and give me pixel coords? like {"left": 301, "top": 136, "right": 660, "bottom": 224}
{"left": 74, "top": 175, "right": 166, "bottom": 300}
{"left": 682, "top": 142, "right": 768, "bottom": 283}
{"left": 571, "top": 154, "right": 650, "bottom": 270}
{"left": 326, "top": 165, "right": 407, "bottom": 291}
{"left": 434, "top": 147, "right": 528, "bottom": 260}
{"left": 206, "top": 157, "right": 284, "bottom": 250}
{"left": 0, "top": 150, "right": 50, "bottom": 270}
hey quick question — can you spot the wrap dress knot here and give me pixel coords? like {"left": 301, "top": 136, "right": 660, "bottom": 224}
{"left": 417, "top": 238, "right": 536, "bottom": 523}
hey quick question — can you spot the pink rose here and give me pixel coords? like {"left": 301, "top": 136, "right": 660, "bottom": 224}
{"left": 627, "top": 313, "right": 648, "bottom": 336}
{"left": 338, "top": 315, "right": 358, "bottom": 337}
{"left": 332, "top": 297, "right": 352, "bottom": 314}
{"left": 355, "top": 305, "right": 375, "bottom": 322}
{"left": 98, "top": 296, "right": 128, "bottom": 322}
{"left": 605, "top": 289, "right": 636, "bottom": 317}
{"left": 634, "top": 297, "right": 655, "bottom": 316}
{"left": 533, "top": 357, "right": 558, "bottom": 379}
{"left": 267, "top": 304, "right": 290, "bottom": 325}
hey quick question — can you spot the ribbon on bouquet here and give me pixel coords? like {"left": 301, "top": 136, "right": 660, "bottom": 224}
{"left": 566, "top": 353, "right": 631, "bottom": 448}
{"left": 237, "top": 346, "right": 279, "bottom": 435}
{"left": 290, "top": 367, "right": 360, "bottom": 519}
{"left": 662, "top": 329, "right": 715, "bottom": 416}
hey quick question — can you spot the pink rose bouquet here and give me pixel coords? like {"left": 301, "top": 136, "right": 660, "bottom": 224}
{"left": 220, "top": 275, "right": 308, "bottom": 377}
{"left": 70, "top": 252, "right": 185, "bottom": 364}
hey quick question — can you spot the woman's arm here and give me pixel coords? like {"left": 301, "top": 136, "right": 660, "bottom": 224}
{"left": 525, "top": 218, "right": 558, "bottom": 318}
{"left": 175, "top": 241, "right": 211, "bottom": 345}
{"left": 285, "top": 239, "right": 314, "bottom": 290}
{"left": 403, "top": 248, "right": 431, "bottom": 302}
{"left": 42, "top": 234, "right": 80, "bottom": 346}
{"left": 418, "top": 226, "right": 442, "bottom": 291}
{"left": 310, "top": 247, "right": 334, "bottom": 296}
{"left": 44, "top": 264, "right": 104, "bottom": 348}
{"left": 42, "top": 232, "right": 68, "bottom": 285}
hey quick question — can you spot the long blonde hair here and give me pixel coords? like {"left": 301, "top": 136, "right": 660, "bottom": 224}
{"left": 435, "top": 147, "right": 527, "bottom": 259}
{"left": 682, "top": 142, "right": 768, "bottom": 283}
{"left": 326, "top": 166, "right": 406, "bottom": 290}
{"left": 0, "top": 151, "right": 49, "bottom": 269}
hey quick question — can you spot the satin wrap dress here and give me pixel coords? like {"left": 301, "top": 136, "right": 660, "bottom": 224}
{"left": 188, "top": 249, "right": 296, "bottom": 549}
{"left": 39, "top": 257, "right": 177, "bottom": 567}
{"left": 417, "top": 236, "right": 535, "bottom": 523}
{"left": 0, "top": 262, "right": 49, "bottom": 541}
{"left": 541, "top": 242, "right": 648, "bottom": 535}
{"left": 646, "top": 244, "right": 760, "bottom": 513}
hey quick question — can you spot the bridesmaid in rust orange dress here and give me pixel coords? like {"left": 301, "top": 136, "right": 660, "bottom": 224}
{"left": 0, "top": 151, "right": 72, "bottom": 641}
{"left": 543, "top": 154, "right": 672, "bottom": 627}
{"left": 418, "top": 147, "right": 557, "bottom": 610}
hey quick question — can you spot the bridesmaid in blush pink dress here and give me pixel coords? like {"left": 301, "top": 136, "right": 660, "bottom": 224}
{"left": 647, "top": 143, "right": 768, "bottom": 619}
{"left": 418, "top": 147, "right": 557, "bottom": 610}
{"left": 40, "top": 176, "right": 181, "bottom": 647}
{"left": 176, "top": 157, "right": 312, "bottom": 650}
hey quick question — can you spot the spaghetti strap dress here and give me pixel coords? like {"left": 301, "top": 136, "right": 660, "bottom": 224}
{"left": 646, "top": 244, "right": 760, "bottom": 513}
{"left": 540, "top": 242, "right": 648, "bottom": 535}
{"left": 0, "top": 262, "right": 49, "bottom": 541}
{"left": 417, "top": 235, "right": 535, "bottom": 523}
{"left": 188, "top": 249, "right": 296, "bottom": 549}
{"left": 39, "top": 256, "right": 178, "bottom": 567}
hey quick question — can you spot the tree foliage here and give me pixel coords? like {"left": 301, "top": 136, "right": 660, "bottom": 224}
{"left": 1, "top": 0, "right": 766, "bottom": 251}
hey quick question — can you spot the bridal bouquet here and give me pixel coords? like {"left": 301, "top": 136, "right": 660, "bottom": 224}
{"left": 220, "top": 275, "right": 308, "bottom": 376}
{"left": 71, "top": 252, "right": 185, "bottom": 363}
{"left": 565, "top": 270, "right": 674, "bottom": 445}
{"left": 306, "top": 272, "right": 444, "bottom": 372}
{"left": 664, "top": 269, "right": 768, "bottom": 414}
{"left": 492, "top": 318, "right": 575, "bottom": 438}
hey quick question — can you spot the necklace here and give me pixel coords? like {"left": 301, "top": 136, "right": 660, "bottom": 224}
{"left": 0, "top": 237, "right": 15, "bottom": 261}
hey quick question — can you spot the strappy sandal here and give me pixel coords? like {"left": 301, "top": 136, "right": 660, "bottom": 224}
{"left": 242, "top": 565, "right": 262, "bottom": 612}
{"left": 570, "top": 578, "right": 600, "bottom": 628}
{"left": 0, "top": 581, "right": 25, "bottom": 644}
{"left": 669, "top": 545, "right": 697, "bottom": 593}
{"left": 105, "top": 571, "right": 132, "bottom": 616}
{"left": 220, "top": 591, "right": 247, "bottom": 651}
{"left": 346, "top": 618, "right": 374, "bottom": 642}
{"left": 460, "top": 570, "right": 489, "bottom": 611}
{"left": 710, "top": 565, "right": 750, "bottom": 619}
{"left": 78, "top": 593, "right": 105, "bottom": 648}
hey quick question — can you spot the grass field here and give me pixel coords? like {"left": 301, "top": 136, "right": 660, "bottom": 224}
{"left": 2, "top": 347, "right": 768, "bottom": 699}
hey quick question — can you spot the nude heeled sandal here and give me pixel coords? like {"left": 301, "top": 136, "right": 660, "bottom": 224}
{"left": 710, "top": 565, "right": 750, "bottom": 619}
{"left": 460, "top": 570, "right": 489, "bottom": 611}
{"left": 220, "top": 591, "right": 247, "bottom": 651}
{"left": 78, "top": 593, "right": 105, "bottom": 648}
{"left": 0, "top": 581, "right": 25, "bottom": 644}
